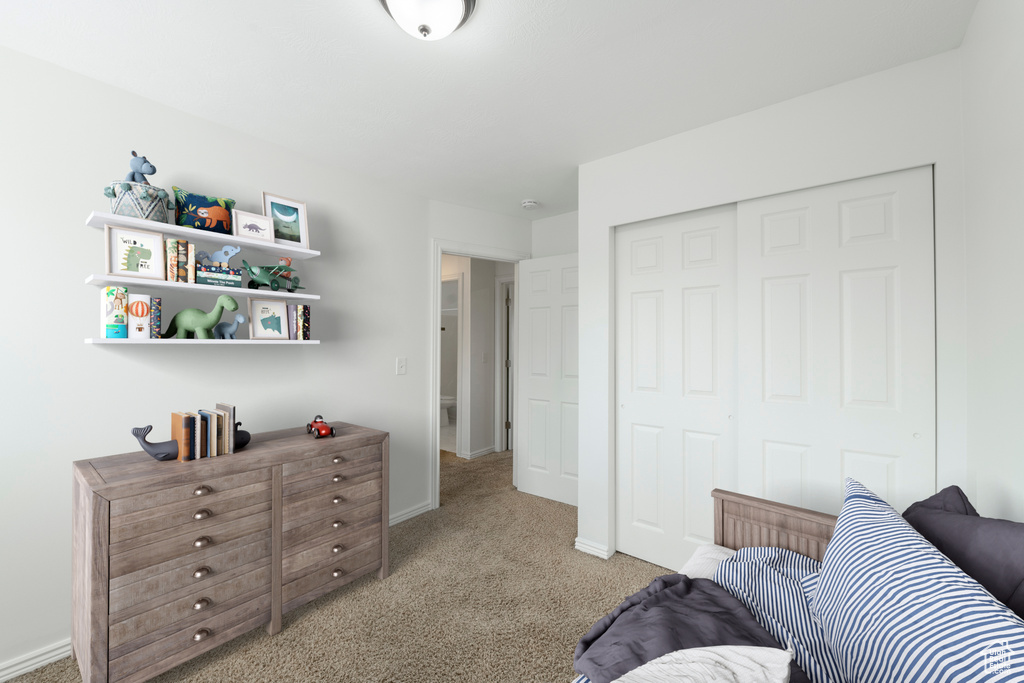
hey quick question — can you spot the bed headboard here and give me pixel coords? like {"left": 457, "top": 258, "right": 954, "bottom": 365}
{"left": 711, "top": 489, "right": 837, "bottom": 562}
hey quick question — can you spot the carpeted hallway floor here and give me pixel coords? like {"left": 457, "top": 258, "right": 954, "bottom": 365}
{"left": 20, "top": 450, "right": 668, "bottom": 683}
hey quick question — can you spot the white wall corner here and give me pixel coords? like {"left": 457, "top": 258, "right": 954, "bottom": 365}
{"left": 0, "top": 638, "right": 70, "bottom": 682}
{"left": 574, "top": 536, "right": 615, "bottom": 560}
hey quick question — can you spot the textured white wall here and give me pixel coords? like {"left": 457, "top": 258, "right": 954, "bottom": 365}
{"left": 0, "top": 47, "right": 529, "bottom": 669}
{"left": 532, "top": 211, "right": 579, "bottom": 258}
{"left": 960, "top": 1, "right": 1024, "bottom": 521}
{"left": 576, "top": 51, "right": 968, "bottom": 557}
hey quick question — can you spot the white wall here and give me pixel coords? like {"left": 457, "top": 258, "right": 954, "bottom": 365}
{"left": 0, "top": 47, "right": 530, "bottom": 671}
{"left": 960, "top": 1, "right": 1024, "bottom": 521}
{"left": 532, "top": 211, "right": 579, "bottom": 257}
{"left": 576, "top": 51, "right": 968, "bottom": 557}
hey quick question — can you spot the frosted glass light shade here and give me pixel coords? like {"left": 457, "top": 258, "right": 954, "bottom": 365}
{"left": 379, "top": 0, "right": 474, "bottom": 41}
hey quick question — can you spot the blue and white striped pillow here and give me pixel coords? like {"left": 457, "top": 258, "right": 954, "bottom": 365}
{"left": 716, "top": 546, "right": 846, "bottom": 683}
{"left": 813, "top": 479, "right": 1024, "bottom": 682}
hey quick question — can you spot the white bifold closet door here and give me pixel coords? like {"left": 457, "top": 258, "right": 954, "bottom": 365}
{"left": 614, "top": 206, "right": 738, "bottom": 571}
{"left": 613, "top": 166, "right": 935, "bottom": 570}
{"left": 736, "top": 166, "right": 935, "bottom": 514}
{"left": 516, "top": 253, "right": 580, "bottom": 506}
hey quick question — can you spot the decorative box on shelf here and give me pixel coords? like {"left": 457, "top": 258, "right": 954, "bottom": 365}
{"left": 196, "top": 265, "right": 242, "bottom": 288}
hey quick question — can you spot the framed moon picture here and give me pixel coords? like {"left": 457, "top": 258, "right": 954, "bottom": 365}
{"left": 248, "top": 298, "right": 289, "bottom": 340}
{"left": 232, "top": 209, "right": 274, "bottom": 243}
{"left": 262, "top": 192, "right": 309, "bottom": 248}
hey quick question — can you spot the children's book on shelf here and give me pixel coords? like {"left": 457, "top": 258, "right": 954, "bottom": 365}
{"left": 287, "top": 304, "right": 297, "bottom": 340}
{"left": 187, "top": 244, "right": 196, "bottom": 284}
{"left": 149, "top": 297, "right": 161, "bottom": 338}
{"left": 101, "top": 286, "right": 128, "bottom": 338}
{"left": 196, "top": 265, "right": 242, "bottom": 288}
{"left": 176, "top": 241, "right": 188, "bottom": 282}
{"left": 127, "top": 293, "right": 151, "bottom": 340}
{"left": 298, "top": 304, "right": 311, "bottom": 340}
{"left": 166, "top": 239, "right": 178, "bottom": 281}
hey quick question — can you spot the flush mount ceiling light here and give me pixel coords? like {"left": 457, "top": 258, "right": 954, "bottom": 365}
{"left": 378, "top": 0, "right": 476, "bottom": 41}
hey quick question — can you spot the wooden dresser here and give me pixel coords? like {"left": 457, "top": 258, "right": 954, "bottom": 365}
{"left": 72, "top": 422, "right": 389, "bottom": 683}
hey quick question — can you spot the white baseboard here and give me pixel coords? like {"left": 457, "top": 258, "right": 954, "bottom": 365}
{"left": 459, "top": 446, "right": 494, "bottom": 460}
{"left": 0, "top": 638, "right": 70, "bottom": 682}
{"left": 575, "top": 537, "right": 615, "bottom": 560}
{"left": 389, "top": 500, "right": 433, "bottom": 526}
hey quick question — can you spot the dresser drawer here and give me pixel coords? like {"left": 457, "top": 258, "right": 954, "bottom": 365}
{"left": 110, "top": 480, "right": 271, "bottom": 545}
{"left": 110, "top": 533, "right": 272, "bottom": 614}
{"left": 281, "top": 459, "right": 382, "bottom": 499}
{"left": 282, "top": 478, "right": 382, "bottom": 524}
{"left": 110, "top": 498, "right": 271, "bottom": 556}
{"left": 282, "top": 444, "right": 381, "bottom": 480}
{"left": 282, "top": 541, "right": 381, "bottom": 610}
{"left": 283, "top": 520, "right": 382, "bottom": 584}
{"left": 110, "top": 469, "right": 272, "bottom": 517}
{"left": 110, "top": 511, "right": 272, "bottom": 579}
{"left": 109, "top": 562, "right": 271, "bottom": 650}
{"left": 282, "top": 499, "right": 382, "bottom": 550}
{"left": 108, "top": 593, "right": 271, "bottom": 683}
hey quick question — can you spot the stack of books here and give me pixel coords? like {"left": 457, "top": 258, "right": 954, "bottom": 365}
{"left": 101, "top": 286, "right": 161, "bottom": 339}
{"left": 170, "top": 403, "right": 237, "bottom": 461}
{"left": 165, "top": 238, "right": 197, "bottom": 284}
{"left": 287, "top": 304, "right": 312, "bottom": 340}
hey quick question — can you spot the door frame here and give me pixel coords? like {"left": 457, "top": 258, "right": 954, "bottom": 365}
{"left": 494, "top": 274, "right": 516, "bottom": 457}
{"left": 429, "top": 238, "right": 530, "bottom": 511}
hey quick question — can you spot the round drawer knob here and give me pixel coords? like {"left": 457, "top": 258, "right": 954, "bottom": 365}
{"left": 192, "top": 566, "right": 212, "bottom": 579}
{"left": 332, "top": 496, "right": 345, "bottom": 505}
{"left": 193, "top": 485, "right": 211, "bottom": 497}
{"left": 192, "top": 536, "right": 212, "bottom": 549}
{"left": 332, "top": 520, "right": 345, "bottom": 529}
{"left": 332, "top": 544, "right": 345, "bottom": 554}
{"left": 193, "top": 509, "right": 212, "bottom": 521}
{"left": 193, "top": 598, "right": 210, "bottom": 611}
{"left": 332, "top": 474, "right": 346, "bottom": 483}
{"left": 332, "top": 456, "right": 345, "bottom": 464}
{"left": 332, "top": 568, "right": 346, "bottom": 578}
{"left": 192, "top": 628, "right": 211, "bottom": 642}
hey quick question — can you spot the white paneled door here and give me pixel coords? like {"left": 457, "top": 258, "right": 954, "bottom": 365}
{"left": 516, "top": 253, "right": 580, "bottom": 506}
{"left": 737, "top": 166, "right": 935, "bottom": 514}
{"left": 614, "top": 206, "right": 737, "bottom": 571}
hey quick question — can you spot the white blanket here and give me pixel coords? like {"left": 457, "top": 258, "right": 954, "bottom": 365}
{"left": 611, "top": 645, "right": 792, "bottom": 683}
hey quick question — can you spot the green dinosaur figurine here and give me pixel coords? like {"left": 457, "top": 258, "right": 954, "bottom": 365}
{"left": 161, "top": 295, "right": 239, "bottom": 340}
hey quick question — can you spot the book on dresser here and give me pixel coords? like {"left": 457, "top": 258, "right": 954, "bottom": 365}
{"left": 71, "top": 422, "right": 389, "bottom": 683}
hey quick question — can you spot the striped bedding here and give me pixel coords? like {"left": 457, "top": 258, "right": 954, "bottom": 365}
{"left": 573, "top": 479, "right": 1024, "bottom": 683}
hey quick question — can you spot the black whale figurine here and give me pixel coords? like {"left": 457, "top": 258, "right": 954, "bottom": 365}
{"left": 131, "top": 425, "right": 178, "bottom": 461}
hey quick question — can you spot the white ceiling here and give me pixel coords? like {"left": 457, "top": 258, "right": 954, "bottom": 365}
{"left": 1, "top": 0, "right": 978, "bottom": 219}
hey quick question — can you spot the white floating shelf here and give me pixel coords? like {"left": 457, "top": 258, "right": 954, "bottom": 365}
{"left": 86, "top": 211, "right": 321, "bottom": 260}
{"left": 85, "top": 338, "right": 319, "bottom": 345}
{"left": 85, "top": 274, "right": 320, "bottom": 301}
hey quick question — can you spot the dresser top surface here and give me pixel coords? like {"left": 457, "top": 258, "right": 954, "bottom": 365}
{"left": 74, "top": 422, "right": 388, "bottom": 498}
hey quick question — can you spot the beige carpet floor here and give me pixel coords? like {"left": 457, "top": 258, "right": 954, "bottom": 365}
{"left": 20, "top": 450, "right": 668, "bottom": 683}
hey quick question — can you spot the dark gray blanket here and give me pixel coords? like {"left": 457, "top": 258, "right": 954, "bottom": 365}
{"left": 574, "top": 574, "right": 811, "bottom": 683}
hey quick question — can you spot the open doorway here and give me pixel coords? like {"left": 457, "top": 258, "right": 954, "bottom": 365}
{"left": 429, "top": 239, "right": 529, "bottom": 510}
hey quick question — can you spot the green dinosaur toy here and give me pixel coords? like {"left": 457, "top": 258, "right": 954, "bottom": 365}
{"left": 161, "top": 295, "right": 239, "bottom": 340}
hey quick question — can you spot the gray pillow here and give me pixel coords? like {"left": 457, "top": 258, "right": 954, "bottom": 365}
{"left": 903, "top": 486, "right": 1024, "bottom": 620}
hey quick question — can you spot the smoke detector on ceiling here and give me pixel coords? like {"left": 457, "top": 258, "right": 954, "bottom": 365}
{"left": 521, "top": 199, "right": 540, "bottom": 210}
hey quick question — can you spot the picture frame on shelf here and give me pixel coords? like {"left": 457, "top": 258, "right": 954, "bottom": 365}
{"left": 105, "top": 225, "right": 166, "bottom": 280}
{"left": 248, "top": 297, "right": 290, "bottom": 340}
{"left": 231, "top": 209, "right": 274, "bottom": 243}
{"left": 261, "top": 192, "right": 309, "bottom": 248}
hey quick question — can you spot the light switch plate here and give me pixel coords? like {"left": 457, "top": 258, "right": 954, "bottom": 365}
{"left": 396, "top": 357, "right": 407, "bottom": 375}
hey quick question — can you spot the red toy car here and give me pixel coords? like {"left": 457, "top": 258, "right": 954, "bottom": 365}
{"left": 306, "top": 415, "right": 336, "bottom": 438}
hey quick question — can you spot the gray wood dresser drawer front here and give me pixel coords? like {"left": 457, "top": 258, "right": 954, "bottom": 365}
{"left": 73, "top": 422, "right": 389, "bottom": 683}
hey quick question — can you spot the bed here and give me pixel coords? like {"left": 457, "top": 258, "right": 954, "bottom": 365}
{"left": 572, "top": 481, "right": 1024, "bottom": 683}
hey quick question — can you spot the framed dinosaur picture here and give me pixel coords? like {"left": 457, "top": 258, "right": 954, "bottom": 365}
{"left": 231, "top": 209, "right": 274, "bottom": 243}
{"left": 105, "top": 225, "right": 166, "bottom": 280}
{"left": 248, "top": 298, "right": 289, "bottom": 340}
{"left": 262, "top": 192, "right": 309, "bottom": 249}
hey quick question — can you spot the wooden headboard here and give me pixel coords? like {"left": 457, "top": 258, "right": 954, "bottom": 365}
{"left": 711, "top": 489, "right": 838, "bottom": 562}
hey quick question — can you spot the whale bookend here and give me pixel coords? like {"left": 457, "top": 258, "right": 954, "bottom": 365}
{"left": 131, "top": 425, "right": 178, "bottom": 461}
